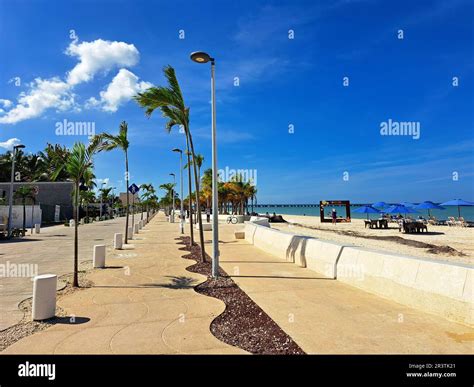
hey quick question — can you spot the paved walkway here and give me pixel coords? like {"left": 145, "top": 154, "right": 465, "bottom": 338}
{"left": 3, "top": 215, "right": 244, "bottom": 354}
{"left": 217, "top": 224, "right": 474, "bottom": 354}
{"left": 0, "top": 215, "right": 139, "bottom": 330}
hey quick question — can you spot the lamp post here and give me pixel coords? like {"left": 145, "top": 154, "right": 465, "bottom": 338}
{"left": 7, "top": 144, "right": 25, "bottom": 238}
{"left": 169, "top": 173, "right": 176, "bottom": 222}
{"left": 190, "top": 51, "right": 219, "bottom": 278}
{"left": 172, "top": 148, "right": 184, "bottom": 234}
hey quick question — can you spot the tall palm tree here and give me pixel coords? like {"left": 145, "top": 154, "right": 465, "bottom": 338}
{"left": 94, "top": 121, "right": 131, "bottom": 243}
{"left": 14, "top": 186, "right": 35, "bottom": 234}
{"left": 135, "top": 65, "right": 206, "bottom": 262}
{"left": 184, "top": 153, "right": 204, "bottom": 180}
{"left": 57, "top": 139, "right": 102, "bottom": 287}
{"left": 159, "top": 182, "right": 176, "bottom": 215}
{"left": 140, "top": 183, "right": 155, "bottom": 219}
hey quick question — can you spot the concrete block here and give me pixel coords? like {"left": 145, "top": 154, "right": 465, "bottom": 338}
{"left": 69, "top": 219, "right": 75, "bottom": 227}
{"left": 128, "top": 227, "right": 133, "bottom": 240}
{"left": 196, "top": 223, "right": 212, "bottom": 231}
{"left": 114, "top": 233, "right": 123, "bottom": 249}
{"left": 32, "top": 274, "right": 57, "bottom": 321}
{"left": 93, "top": 245, "right": 106, "bottom": 268}
{"left": 34, "top": 224, "right": 41, "bottom": 234}
{"left": 134, "top": 223, "right": 139, "bottom": 234}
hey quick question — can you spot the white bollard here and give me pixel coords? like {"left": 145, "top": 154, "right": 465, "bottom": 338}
{"left": 69, "top": 219, "right": 75, "bottom": 227}
{"left": 34, "top": 224, "right": 41, "bottom": 234}
{"left": 93, "top": 245, "right": 106, "bottom": 268}
{"left": 128, "top": 227, "right": 133, "bottom": 240}
{"left": 114, "top": 233, "right": 123, "bottom": 249}
{"left": 134, "top": 223, "right": 139, "bottom": 234}
{"left": 32, "top": 274, "right": 57, "bottom": 321}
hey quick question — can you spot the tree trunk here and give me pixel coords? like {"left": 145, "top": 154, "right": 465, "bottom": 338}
{"left": 22, "top": 199, "right": 26, "bottom": 234}
{"left": 185, "top": 133, "right": 194, "bottom": 244}
{"left": 125, "top": 151, "right": 130, "bottom": 244}
{"left": 73, "top": 182, "right": 79, "bottom": 287}
{"left": 187, "top": 130, "right": 206, "bottom": 263}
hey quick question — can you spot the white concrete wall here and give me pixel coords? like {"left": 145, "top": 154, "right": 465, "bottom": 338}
{"left": 243, "top": 220, "right": 473, "bottom": 326}
{"left": 0, "top": 205, "right": 42, "bottom": 228}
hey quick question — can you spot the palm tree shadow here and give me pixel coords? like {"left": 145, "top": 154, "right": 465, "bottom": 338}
{"left": 143, "top": 276, "right": 197, "bottom": 289}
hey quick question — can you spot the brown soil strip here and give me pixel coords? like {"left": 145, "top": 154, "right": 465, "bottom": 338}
{"left": 176, "top": 236, "right": 305, "bottom": 355}
{"left": 289, "top": 223, "right": 466, "bottom": 257}
{"left": 0, "top": 261, "right": 94, "bottom": 352}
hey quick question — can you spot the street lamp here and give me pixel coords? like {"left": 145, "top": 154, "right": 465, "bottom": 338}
{"left": 172, "top": 148, "right": 184, "bottom": 234}
{"left": 7, "top": 144, "right": 25, "bottom": 238}
{"left": 169, "top": 173, "right": 176, "bottom": 223}
{"left": 190, "top": 51, "right": 219, "bottom": 278}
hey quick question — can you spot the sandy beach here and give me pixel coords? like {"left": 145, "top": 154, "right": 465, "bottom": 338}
{"left": 271, "top": 214, "right": 474, "bottom": 265}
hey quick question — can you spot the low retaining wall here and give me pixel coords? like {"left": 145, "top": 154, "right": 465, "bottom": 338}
{"left": 242, "top": 221, "right": 473, "bottom": 326}
{"left": 337, "top": 246, "right": 473, "bottom": 325}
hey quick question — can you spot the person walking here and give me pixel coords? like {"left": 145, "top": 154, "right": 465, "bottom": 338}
{"left": 332, "top": 208, "right": 337, "bottom": 225}
{"left": 206, "top": 207, "right": 211, "bottom": 223}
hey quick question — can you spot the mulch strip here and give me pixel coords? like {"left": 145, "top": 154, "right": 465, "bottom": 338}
{"left": 176, "top": 236, "right": 305, "bottom": 355}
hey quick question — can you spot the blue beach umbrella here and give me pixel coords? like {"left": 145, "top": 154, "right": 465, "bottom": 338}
{"left": 440, "top": 199, "right": 474, "bottom": 218}
{"left": 372, "top": 201, "right": 388, "bottom": 208}
{"left": 353, "top": 205, "right": 381, "bottom": 220}
{"left": 385, "top": 204, "right": 419, "bottom": 217}
{"left": 400, "top": 202, "right": 416, "bottom": 208}
{"left": 413, "top": 201, "right": 445, "bottom": 218}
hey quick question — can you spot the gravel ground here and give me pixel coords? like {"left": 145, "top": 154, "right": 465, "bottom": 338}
{"left": 0, "top": 261, "right": 93, "bottom": 352}
{"left": 176, "top": 237, "right": 305, "bottom": 355}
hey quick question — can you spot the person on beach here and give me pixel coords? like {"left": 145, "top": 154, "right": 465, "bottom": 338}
{"left": 332, "top": 208, "right": 337, "bottom": 224}
{"left": 206, "top": 208, "right": 210, "bottom": 223}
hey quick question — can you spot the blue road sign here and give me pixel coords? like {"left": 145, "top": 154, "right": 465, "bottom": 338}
{"left": 128, "top": 183, "right": 140, "bottom": 194}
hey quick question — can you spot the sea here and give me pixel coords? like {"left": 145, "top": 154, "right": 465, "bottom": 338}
{"left": 252, "top": 204, "right": 474, "bottom": 222}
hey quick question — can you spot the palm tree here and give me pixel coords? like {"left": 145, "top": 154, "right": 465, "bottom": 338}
{"left": 135, "top": 65, "right": 206, "bottom": 262}
{"left": 94, "top": 121, "right": 131, "bottom": 243}
{"left": 184, "top": 153, "right": 204, "bottom": 180}
{"left": 140, "top": 183, "right": 155, "bottom": 219}
{"left": 159, "top": 182, "right": 176, "bottom": 215}
{"left": 14, "top": 186, "right": 35, "bottom": 234}
{"left": 80, "top": 190, "right": 96, "bottom": 222}
{"left": 57, "top": 139, "right": 102, "bottom": 287}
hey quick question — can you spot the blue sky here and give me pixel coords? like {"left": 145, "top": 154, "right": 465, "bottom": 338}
{"left": 0, "top": 0, "right": 473, "bottom": 203}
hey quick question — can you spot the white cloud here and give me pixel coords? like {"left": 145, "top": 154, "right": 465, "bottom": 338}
{"left": 0, "top": 78, "right": 75, "bottom": 124}
{"left": 0, "top": 99, "right": 12, "bottom": 108}
{"left": 0, "top": 39, "right": 143, "bottom": 124}
{"left": 66, "top": 39, "right": 140, "bottom": 86}
{"left": 87, "top": 68, "right": 152, "bottom": 112}
{"left": 0, "top": 137, "right": 21, "bottom": 150}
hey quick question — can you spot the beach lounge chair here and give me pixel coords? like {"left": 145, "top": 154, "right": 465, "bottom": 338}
{"left": 428, "top": 216, "right": 438, "bottom": 226}
{"left": 447, "top": 217, "right": 456, "bottom": 227}
{"left": 364, "top": 220, "right": 372, "bottom": 228}
{"left": 456, "top": 217, "right": 468, "bottom": 227}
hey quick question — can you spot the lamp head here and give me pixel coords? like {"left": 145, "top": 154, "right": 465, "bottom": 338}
{"left": 190, "top": 51, "right": 214, "bottom": 64}
{"left": 172, "top": 148, "right": 182, "bottom": 153}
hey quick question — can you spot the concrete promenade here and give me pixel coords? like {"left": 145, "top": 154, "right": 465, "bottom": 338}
{"left": 0, "top": 215, "right": 139, "bottom": 330}
{"left": 3, "top": 215, "right": 244, "bottom": 354}
{"left": 218, "top": 224, "right": 474, "bottom": 354}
